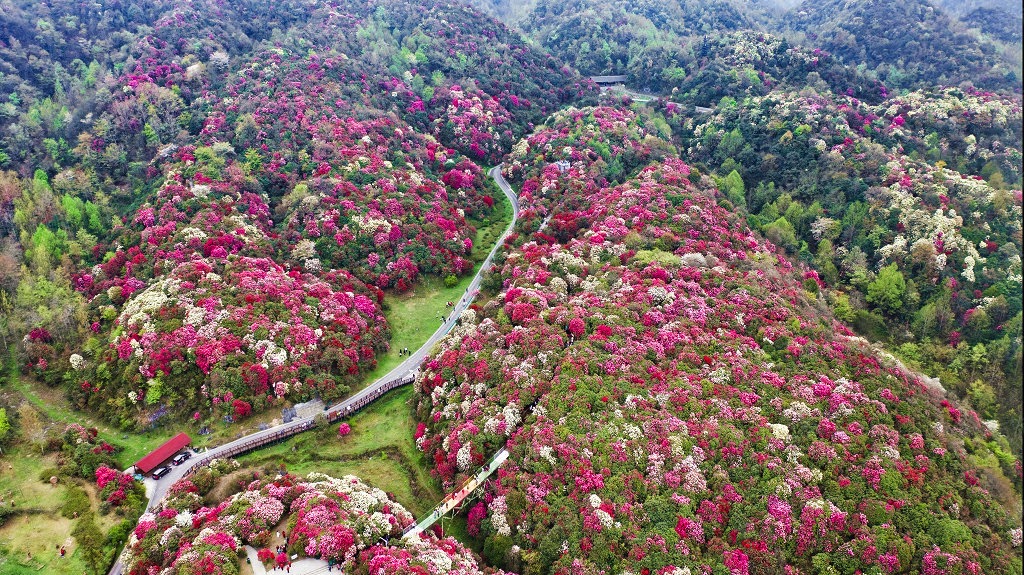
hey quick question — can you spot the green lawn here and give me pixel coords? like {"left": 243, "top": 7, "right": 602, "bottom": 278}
{"left": 0, "top": 443, "right": 123, "bottom": 575}
{"left": 362, "top": 273, "right": 477, "bottom": 384}
{"left": 469, "top": 184, "right": 512, "bottom": 263}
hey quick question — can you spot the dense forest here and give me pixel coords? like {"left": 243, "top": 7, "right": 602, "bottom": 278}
{"left": 0, "top": 0, "right": 1019, "bottom": 574}
{"left": 469, "top": 0, "right": 1021, "bottom": 94}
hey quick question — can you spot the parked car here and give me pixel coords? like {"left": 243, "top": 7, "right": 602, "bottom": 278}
{"left": 171, "top": 451, "right": 192, "bottom": 466}
{"left": 151, "top": 466, "right": 172, "bottom": 480}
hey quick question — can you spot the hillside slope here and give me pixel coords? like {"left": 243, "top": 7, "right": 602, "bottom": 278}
{"left": 414, "top": 106, "right": 1023, "bottom": 573}
{"left": 790, "top": 0, "right": 1019, "bottom": 90}
{"left": 1, "top": 0, "right": 595, "bottom": 428}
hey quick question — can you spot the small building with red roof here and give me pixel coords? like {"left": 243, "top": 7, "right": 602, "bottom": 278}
{"left": 134, "top": 432, "right": 191, "bottom": 474}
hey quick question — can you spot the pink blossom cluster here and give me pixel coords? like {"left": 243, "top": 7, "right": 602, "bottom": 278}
{"left": 124, "top": 473, "right": 506, "bottom": 575}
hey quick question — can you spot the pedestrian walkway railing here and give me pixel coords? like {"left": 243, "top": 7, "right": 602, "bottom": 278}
{"left": 181, "top": 373, "right": 416, "bottom": 479}
{"left": 402, "top": 448, "right": 510, "bottom": 539}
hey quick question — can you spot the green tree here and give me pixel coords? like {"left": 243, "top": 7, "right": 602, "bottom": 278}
{"left": 0, "top": 408, "right": 10, "bottom": 446}
{"left": 720, "top": 169, "right": 746, "bottom": 209}
{"left": 866, "top": 263, "right": 906, "bottom": 315}
{"left": 72, "top": 512, "right": 105, "bottom": 574}
{"left": 968, "top": 380, "right": 997, "bottom": 419}
{"left": 763, "top": 216, "right": 797, "bottom": 251}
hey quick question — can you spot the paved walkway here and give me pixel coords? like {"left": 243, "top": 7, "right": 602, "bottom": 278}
{"left": 244, "top": 546, "right": 331, "bottom": 575}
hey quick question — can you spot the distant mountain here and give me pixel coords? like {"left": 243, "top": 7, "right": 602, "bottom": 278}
{"left": 462, "top": 0, "right": 540, "bottom": 21}
{"left": 463, "top": 0, "right": 1020, "bottom": 94}
{"left": 790, "top": 0, "right": 1019, "bottom": 90}
{"left": 934, "top": 0, "right": 1023, "bottom": 17}
{"left": 961, "top": 6, "right": 1024, "bottom": 43}
{"left": 478, "top": 0, "right": 783, "bottom": 89}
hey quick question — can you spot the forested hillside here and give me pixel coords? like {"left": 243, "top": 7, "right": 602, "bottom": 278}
{"left": 789, "top": 0, "right": 1018, "bottom": 90}
{"left": 0, "top": 0, "right": 594, "bottom": 429}
{"left": 466, "top": 0, "right": 1021, "bottom": 94}
{"left": 414, "top": 106, "right": 1022, "bottom": 574}
{"left": 0, "top": 1, "right": 1019, "bottom": 574}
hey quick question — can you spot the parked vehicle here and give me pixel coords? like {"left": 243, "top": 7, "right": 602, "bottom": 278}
{"left": 171, "top": 451, "right": 191, "bottom": 466}
{"left": 151, "top": 466, "right": 172, "bottom": 480}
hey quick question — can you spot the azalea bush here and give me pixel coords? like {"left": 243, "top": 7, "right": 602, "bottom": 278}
{"left": 414, "top": 155, "right": 1022, "bottom": 574}
{"left": 54, "top": 423, "right": 120, "bottom": 479}
{"left": 95, "top": 465, "right": 146, "bottom": 515}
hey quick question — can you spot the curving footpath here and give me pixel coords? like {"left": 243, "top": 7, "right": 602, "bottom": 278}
{"left": 108, "top": 165, "right": 520, "bottom": 575}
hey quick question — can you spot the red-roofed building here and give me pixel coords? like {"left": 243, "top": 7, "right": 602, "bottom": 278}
{"left": 135, "top": 432, "right": 191, "bottom": 474}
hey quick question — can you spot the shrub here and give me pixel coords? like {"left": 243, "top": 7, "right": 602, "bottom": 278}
{"left": 61, "top": 485, "right": 92, "bottom": 518}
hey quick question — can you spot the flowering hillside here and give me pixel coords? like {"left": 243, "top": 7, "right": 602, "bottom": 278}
{"left": 122, "top": 472, "right": 505, "bottom": 575}
{"left": 672, "top": 86, "right": 1023, "bottom": 455}
{"left": 2, "top": 0, "right": 598, "bottom": 427}
{"left": 77, "top": 256, "right": 388, "bottom": 423}
{"left": 414, "top": 148, "right": 1022, "bottom": 572}
{"left": 500, "top": 105, "right": 677, "bottom": 237}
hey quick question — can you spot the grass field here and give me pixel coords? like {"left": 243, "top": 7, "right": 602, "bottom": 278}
{"left": 0, "top": 441, "right": 124, "bottom": 574}
{"left": 469, "top": 184, "right": 512, "bottom": 263}
{"left": 236, "top": 386, "right": 436, "bottom": 513}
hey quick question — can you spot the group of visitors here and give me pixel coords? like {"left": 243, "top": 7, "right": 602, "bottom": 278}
{"left": 272, "top": 532, "right": 292, "bottom": 572}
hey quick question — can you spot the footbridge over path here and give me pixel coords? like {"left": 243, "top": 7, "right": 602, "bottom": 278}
{"left": 402, "top": 448, "right": 510, "bottom": 539}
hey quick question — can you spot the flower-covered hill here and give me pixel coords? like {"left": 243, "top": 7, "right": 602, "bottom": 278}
{"left": 123, "top": 471, "right": 507, "bottom": 575}
{"left": 100, "top": 0, "right": 596, "bottom": 170}
{"left": 8, "top": 0, "right": 602, "bottom": 427}
{"left": 73, "top": 256, "right": 388, "bottom": 425}
{"left": 670, "top": 86, "right": 1023, "bottom": 454}
{"left": 500, "top": 105, "right": 678, "bottom": 236}
{"left": 414, "top": 157, "right": 1022, "bottom": 573}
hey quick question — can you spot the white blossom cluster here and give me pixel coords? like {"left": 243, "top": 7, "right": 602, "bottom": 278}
{"left": 490, "top": 495, "right": 511, "bottom": 536}
{"left": 595, "top": 508, "right": 615, "bottom": 529}
{"left": 457, "top": 443, "right": 472, "bottom": 471}
{"left": 502, "top": 403, "right": 521, "bottom": 435}
{"left": 253, "top": 339, "right": 288, "bottom": 367}
{"left": 769, "top": 423, "right": 791, "bottom": 441}
{"left": 782, "top": 401, "right": 813, "bottom": 422}
{"left": 291, "top": 239, "right": 316, "bottom": 261}
{"left": 878, "top": 445, "right": 901, "bottom": 461}
{"left": 648, "top": 285, "right": 676, "bottom": 306}
{"left": 178, "top": 226, "right": 208, "bottom": 242}
{"left": 117, "top": 278, "right": 171, "bottom": 329}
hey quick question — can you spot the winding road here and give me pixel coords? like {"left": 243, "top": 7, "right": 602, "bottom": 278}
{"left": 108, "top": 166, "right": 519, "bottom": 575}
